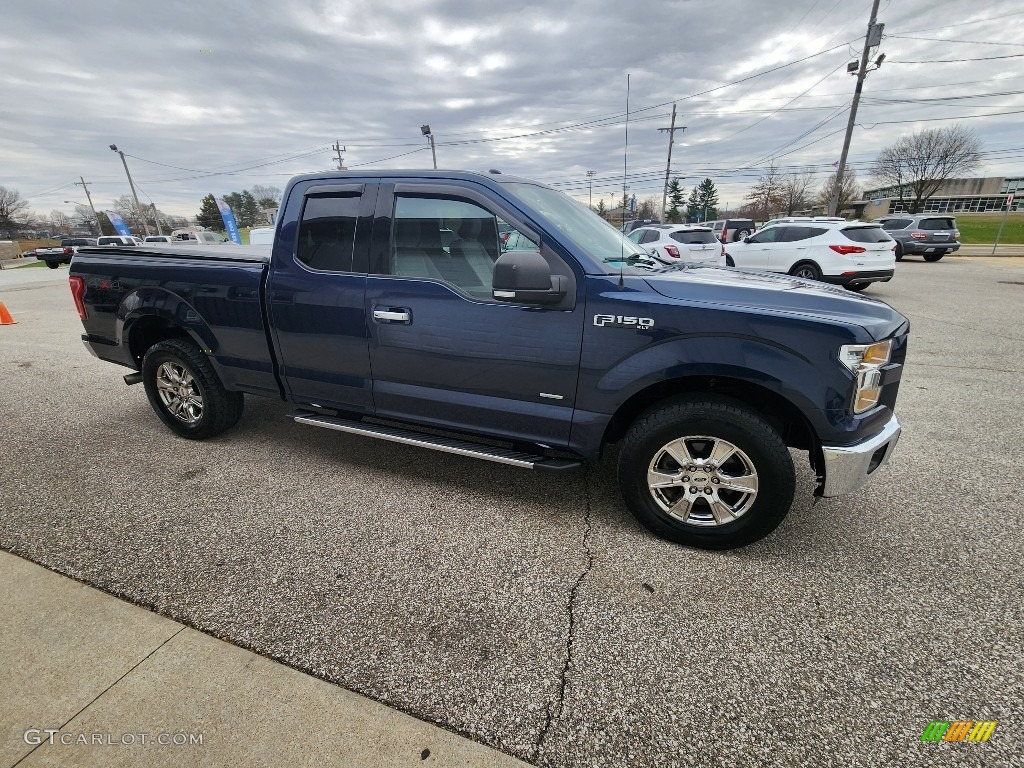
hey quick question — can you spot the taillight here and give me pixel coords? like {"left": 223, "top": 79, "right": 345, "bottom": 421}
{"left": 910, "top": 231, "right": 927, "bottom": 240}
{"left": 69, "top": 275, "right": 87, "bottom": 320}
{"left": 722, "top": 228, "right": 729, "bottom": 242}
{"left": 664, "top": 245, "right": 680, "bottom": 258}
{"left": 63, "top": 247, "right": 74, "bottom": 255}
{"left": 829, "top": 245, "right": 867, "bottom": 255}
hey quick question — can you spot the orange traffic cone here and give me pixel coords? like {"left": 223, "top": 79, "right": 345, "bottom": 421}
{"left": 0, "top": 301, "right": 16, "bottom": 325}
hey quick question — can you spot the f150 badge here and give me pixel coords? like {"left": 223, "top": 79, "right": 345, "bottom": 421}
{"left": 594, "top": 314, "right": 654, "bottom": 329}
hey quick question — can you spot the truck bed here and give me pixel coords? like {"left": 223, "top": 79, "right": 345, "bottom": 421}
{"left": 77, "top": 244, "right": 272, "bottom": 262}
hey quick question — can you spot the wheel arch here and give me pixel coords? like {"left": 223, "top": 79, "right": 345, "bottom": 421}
{"left": 602, "top": 375, "right": 817, "bottom": 452}
{"left": 788, "top": 259, "right": 822, "bottom": 276}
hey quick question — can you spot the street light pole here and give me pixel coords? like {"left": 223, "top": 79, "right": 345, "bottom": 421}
{"left": 587, "top": 170, "right": 596, "bottom": 209}
{"left": 828, "top": 0, "right": 883, "bottom": 216}
{"left": 109, "top": 144, "right": 151, "bottom": 236}
{"left": 73, "top": 177, "right": 102, "bottom": 235}
{"left": 421, "top": 125, "right": 437, "bottom": 169}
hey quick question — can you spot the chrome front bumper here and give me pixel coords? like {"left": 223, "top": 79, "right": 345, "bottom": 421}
{"left": 820, "top": 415, "right": 901, "bottom": 497}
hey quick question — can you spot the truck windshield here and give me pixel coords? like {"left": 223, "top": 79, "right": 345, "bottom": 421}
{"left": 501, "top": 182, "right": 650, "bottom": 272}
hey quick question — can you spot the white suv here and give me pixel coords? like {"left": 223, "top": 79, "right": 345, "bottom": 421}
{"left": 725, "top": 220, "right": 896, "bottom": 291}
{"left": 627, "top": 225, "right": 724, "bottom": 266}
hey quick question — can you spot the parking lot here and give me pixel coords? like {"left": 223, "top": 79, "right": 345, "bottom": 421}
{"left": 1, "top": 257, "right": 1021, "bottom": 766}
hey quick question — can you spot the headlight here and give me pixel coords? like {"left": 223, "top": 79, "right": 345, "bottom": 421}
{"left": 839, "top": 339, "right": 892, "bottom": 413}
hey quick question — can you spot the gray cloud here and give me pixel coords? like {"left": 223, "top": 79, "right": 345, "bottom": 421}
{"left": 4, "top": 0, "right": 1024, "bottom": 218}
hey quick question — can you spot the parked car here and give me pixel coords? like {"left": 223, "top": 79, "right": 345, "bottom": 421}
{"left": 703, "top": 218, "right": 757, "bottom": 243}
{"left": 627, "top": 225, "right": 724, "bottom": 265}
{"left": 143, "top": 235, "right": 173, "bottom": 244}
{"left": 872, "top": 215, "right": 960, "bottom": 262}
{"left": 620, "top": 219, "right": 661, "bottom": 235}
{"left": 247, "top": 227, "right": 275, "bottom": 245}
{"left": 96, "top": 236, "right": 143, "bottom": 247}
{"left": 34, "top": 238, "right": 97, "bottom": 269}
{"left": 70, "top": 169, "right": 907, "bottom": 550}
{"left": 725, "top": 220, "right": 896, "bottom": 291}
{"left": 173, "top": 230, "right": 229, "bottom": 244}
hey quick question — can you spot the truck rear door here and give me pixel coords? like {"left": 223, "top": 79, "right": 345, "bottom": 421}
{"left": 363, "top": 180, "right": 586, "bottom": 448}
{"left": 267, "top": 181, "right": 379, "bottom": 412}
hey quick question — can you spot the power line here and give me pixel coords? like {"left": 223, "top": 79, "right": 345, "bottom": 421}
{"left": 890, "top": 53, "right": 1024, "bottom": 63}
{"left": 889, "top": 10, "right": 1024, "bottom": 34}
{"left": 887, "top": 34, "right": 1024, "bottom": 46}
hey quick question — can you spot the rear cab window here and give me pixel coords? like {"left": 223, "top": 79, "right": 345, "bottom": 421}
{"left": 295, "top": 195, "right": 361, "bottom": 272}
{"left": 919, "top": 218, "right": 955, "bottom": 230}
{"left": 670, "top": 230, "right": 717, "bottom": 245}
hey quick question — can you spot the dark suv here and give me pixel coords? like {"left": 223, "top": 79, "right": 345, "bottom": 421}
{"left": 705, "top": 218, "right": 756, "bottom": 243}
{"left": 873, "top": 215, "right": 960, "bottom": 262}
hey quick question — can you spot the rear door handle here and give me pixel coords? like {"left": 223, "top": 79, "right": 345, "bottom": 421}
{"left": 373, "top": 308, "right": 412, "bottom": 323}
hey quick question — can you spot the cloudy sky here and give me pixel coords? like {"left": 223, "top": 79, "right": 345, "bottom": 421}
{"left": 4, "top": 0, "right": 1024, "bottom": 221}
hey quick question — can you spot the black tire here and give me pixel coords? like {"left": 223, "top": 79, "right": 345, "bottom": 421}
{"left": 141, "top": 338, "right": 243, "bottom": 439}
{"left": 923, "top": 253, "right": 944, "bottom": 262}
{"left": 894, "top": 243, "right": 904, "bottom": 262}
{"left": 45, "top": 261, "right": 58, "bottom": 269}
{"left": 789, "top": 261, "right": 822, "bottom": 281}
{"left": 617, "top": 398, "right": 796, "bottom": 549}
{"left": 843, "top": 283, "right": 868, "bottom": 292}
{"left": 734, "top": 229, "right": 751, "bottom": 241}
{"left": 725, "top": 255, "right": 735, "bottom": 267}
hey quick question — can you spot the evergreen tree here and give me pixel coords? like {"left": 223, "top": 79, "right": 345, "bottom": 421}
{"left": 239, "top": 190, "right": 260, "bottom": 228}
{"left": 692, "top": 178, "right": 720, "bottom": 221}
{"left": 197, "top": 195, "right": 222, "bottom": 230}
{"left": 666, "top": 178, "right": 685, "bottom": 223}
{"left": 596, "top": 199, "right": 607, "bottom": 218}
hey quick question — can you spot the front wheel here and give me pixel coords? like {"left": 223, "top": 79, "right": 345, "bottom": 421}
{"left": 923, "top": 253, "right": 944, "bottom": 262}
{"left": 790, "top": 262, "right": 822, "bottom": 281}
{"left": 142, "top": 338, "right": 244, "bottom": 439}
{"left": 617, "top": 399, "right": 796, "bottom": 549}
{"left": 45, "top": 261, "right": 58, "bottom": 269}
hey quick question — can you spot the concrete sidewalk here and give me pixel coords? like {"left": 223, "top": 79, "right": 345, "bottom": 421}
{"left": 0, "top": 551, "right": 528, "bottom": 768}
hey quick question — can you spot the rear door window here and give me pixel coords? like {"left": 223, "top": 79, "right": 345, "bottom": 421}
{"left": 919, "top": 218, "right": 955, "bottom": 230}
{"left": 880, "top": 219, "right": 911, "bottom": 230}
{"left": 296, "top": 195, "right": 361, "bottom": 272}
{"left": 841, "top": 226, "right": 892, "bottom": 243}
{"left": 670, "top": 230, "right": 717, "bottom": 245}
{"left": 639, "top": 229, "right": 661, "bottom": 244}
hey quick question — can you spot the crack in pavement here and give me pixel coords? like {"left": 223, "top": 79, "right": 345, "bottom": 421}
{"left": 532, "top": 462, "right": 595, "bottom": 763}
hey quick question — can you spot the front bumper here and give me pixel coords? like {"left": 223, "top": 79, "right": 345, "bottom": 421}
{"left": 820, "top": 414, "right": 901, "bottom": 497}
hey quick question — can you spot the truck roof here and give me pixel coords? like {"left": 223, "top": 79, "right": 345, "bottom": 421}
{"left": 286, "top": 169, "right": 539, "bottom": 186}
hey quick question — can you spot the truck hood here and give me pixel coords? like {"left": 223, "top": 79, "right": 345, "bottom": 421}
{"left": 644, "top": 267, "right": 909, "bottom": 340}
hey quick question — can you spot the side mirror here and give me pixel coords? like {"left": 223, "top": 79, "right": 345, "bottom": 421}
{"left": 492, "top": 250, "right": 566, "bottom": 305}
{"left": 743, "top": 236, "right": 752, "bottom": 244}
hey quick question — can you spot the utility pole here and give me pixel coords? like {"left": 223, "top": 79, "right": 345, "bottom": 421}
{"left": 332, "top": 140, "right": 347, "bottom": 170}
{"left": 109, "top": 144, "right": 151, "bottom": 236}
{"left": 74, "top": 176, "right": 101, "bottom": 235}
{"left": 828, "top": 0, "right": 883, "bottom": 216}
{"left": 659, "top": 103, "right": 685, "bottom": 220}
{"left": 150, "top": 203, "right": 164, "bottom": 236}
{"left": 587, "top": 170, "right": 596, "bottom": 209}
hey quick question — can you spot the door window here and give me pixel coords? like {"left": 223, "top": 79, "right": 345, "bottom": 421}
{"left": 748, "top": 228, "right": 780, "bottom": 244}
{"left": 640, "top": 229, "right": 661, "bottom": 244}
{"left": 386, "top": 195, "right": 525, "bottom": 300}
{"left": 295, "top": 195, "right": 360, "bottom": 272}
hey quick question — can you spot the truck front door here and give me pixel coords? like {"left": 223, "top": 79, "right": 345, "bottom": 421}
{"left": 364, "top": 182, "right": 586, "bottom": 448}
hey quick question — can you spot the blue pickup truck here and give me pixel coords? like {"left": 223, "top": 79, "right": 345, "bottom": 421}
{"left": 69, "top": 170, "right": 908, "bottom": 549}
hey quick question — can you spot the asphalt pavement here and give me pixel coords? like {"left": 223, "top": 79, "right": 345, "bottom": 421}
{"left": 1, "top": 257, "right": 1021, "bottom": 767}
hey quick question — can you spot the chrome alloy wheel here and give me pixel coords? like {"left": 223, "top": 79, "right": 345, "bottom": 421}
{"left": 646, "top": 436, "right": 758, "bottom": 526}
{"left": 155, "top": 362, "right": 204, "bottom": 424}
{"left": 793, "top": 265, "right": 817, "bottom": 279}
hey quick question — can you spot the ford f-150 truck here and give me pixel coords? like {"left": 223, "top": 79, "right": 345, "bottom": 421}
{"left": 69, "top": 170, "right": 908, "bottom": 549}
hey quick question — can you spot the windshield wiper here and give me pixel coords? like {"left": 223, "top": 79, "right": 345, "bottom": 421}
{"left": 602, "top": 254, "right": 657, "bottom": 266}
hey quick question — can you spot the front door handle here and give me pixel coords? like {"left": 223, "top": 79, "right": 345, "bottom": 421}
{"left": 373, "top": 308, "right": 412, "bottom": 323}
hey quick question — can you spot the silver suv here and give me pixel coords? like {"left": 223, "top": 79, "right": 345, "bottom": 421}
{"left": 872, "top": 215, "right": 960, "bottom": 262}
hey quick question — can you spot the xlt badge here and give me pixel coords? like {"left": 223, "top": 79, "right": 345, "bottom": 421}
{"left": 594, "top": 314, "right": 654, "bottom": 330}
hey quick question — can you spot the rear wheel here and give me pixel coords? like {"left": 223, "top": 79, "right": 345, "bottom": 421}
{"left": 923, "top": 253, "right": 944, "bottom": 262}
{"left": 734, "top": 229, "right": 751, "bottom": 241}
{"left": 142, "top": 338, "right": 243, "bottom": 439}
{"left": 894, "top": 243, "right": 904, "bottom": 262}
{"left": 617, "top": 399, "right": 795, "bottom": 549}
{"left": 45, "top": 261, "right": 58, "bottom": 269}
{"left": 790, "top": 262, "right": 822, "bottom": 281}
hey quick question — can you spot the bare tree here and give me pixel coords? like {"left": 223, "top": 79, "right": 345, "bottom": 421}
{"left": 744, "top": 163, "right": 786, "bottom": 221}
{"left": 871, "top": 125, "right": 982, "bottom": 214}
{"left": 113, "top": 195, "right": 146, "bottom": 230}
{"left": 817, "top": 165, "right": 861, "bottom": 215}
{"left": 781, "top": 171, "right": 815, "bottom": 216}
{"left": 0, "top": 185, "right": 31, "bottom": 234}
{"left": 50, "top": 209, "right": 72, "bottom": 233}
{"left": 249, "top": 184, "right": 282, "bottom": 207}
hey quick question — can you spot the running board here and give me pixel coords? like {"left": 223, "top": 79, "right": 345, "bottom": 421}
{"left": 288, "top": 410, "right": 580, "bottom": 472}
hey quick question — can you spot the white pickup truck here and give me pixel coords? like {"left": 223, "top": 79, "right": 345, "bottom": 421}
{"left": 34, "top": 238, "right": 97, "bottom": 269}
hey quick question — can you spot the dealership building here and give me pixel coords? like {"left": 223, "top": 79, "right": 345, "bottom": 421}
{"left": 853, "top": 175, "right": 1023, "bottom": 219}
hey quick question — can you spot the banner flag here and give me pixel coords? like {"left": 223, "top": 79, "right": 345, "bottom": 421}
{"left": 215, "top": 198, "right": 243, "bottom": 244}
{"left": 104, "top": 210, "right": 132, "bottom": 237}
